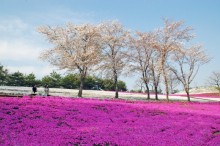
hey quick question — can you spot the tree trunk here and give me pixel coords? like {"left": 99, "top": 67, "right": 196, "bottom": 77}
{"left": 115, "top": 85, "right": 119, "bottom": 99}
{"left": 162, "top": 68, "right": 169, "bottom": 101}
{"left": 155, "top": 86, "right": 158, "bottom": 100}
{"left": 78, "top": 73, "right": 85, "bottom": 97}
{"left": 145, "top": 84, "right": 150, "bottom": 100}
{"left": 218, "top": 87, "right": 220, "bottom": 96}
{"left": 185, "top": 88, "right": 190, "bottom": 102}
{"left": 165, "top": 81, "right": 169, "bottom": 101}
{"left": 114, "top": 73, "right": 119, "bottom": 99}
{"left": 161, "top": 53, "right": 169, "bottom": 101}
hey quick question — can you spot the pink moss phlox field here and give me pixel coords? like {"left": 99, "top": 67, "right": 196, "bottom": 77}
{"left": 0, "top": 96, "right": 220, "bottom": 146}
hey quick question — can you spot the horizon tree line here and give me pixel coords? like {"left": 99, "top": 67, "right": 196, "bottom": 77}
{"left": 0, "top": 66, "right": 127, "bottom": 91}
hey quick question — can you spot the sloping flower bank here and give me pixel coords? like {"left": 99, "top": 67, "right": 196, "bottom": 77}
{"left": 0, "top": 96, "right": 220, "bottom": 145}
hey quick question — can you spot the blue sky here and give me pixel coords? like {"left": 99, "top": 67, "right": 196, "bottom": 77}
{"left": 0, "top": 0, "right": 220, "bottom": 90}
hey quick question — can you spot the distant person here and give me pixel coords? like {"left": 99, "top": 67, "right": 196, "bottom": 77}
{"left": 32, "top": 84, "right": 37, "bottom": 94}
{"left": 44, "top": 84, "right": 49, "bottom": 96}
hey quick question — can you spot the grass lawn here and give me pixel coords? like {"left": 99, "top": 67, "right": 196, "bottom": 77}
{"left": 0, "top": 96, "right": 220, "bottom": 145}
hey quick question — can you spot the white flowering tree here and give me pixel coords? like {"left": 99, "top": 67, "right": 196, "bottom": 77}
{"left": 170, "top": 45, "right": 210, "bottom": 101}
{"left": 37, "top": 23, "right": 102, "bottom": 97}
{"left": 98, "top": 21, "right": 128, "bottom": 98}
{"left": 154, "top": 19, "right": 194, "bottom": 101}
{"left": 128, "top": 31, "right": 156, "bottom": 99}
{"left": 208, "top": 71, "right": 220, "bottom": 95}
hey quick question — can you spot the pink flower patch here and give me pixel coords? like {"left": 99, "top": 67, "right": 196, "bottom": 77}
{"left": 0, "top": 96, "right": 219, "bottom": 145}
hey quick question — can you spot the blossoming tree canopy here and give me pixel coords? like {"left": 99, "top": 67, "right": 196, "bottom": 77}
{"left": 154, "top": 19, "right": 194, "bottom": 100}
{"left": 170, "top": 45, "right": 210, "bottom": 101}
{"left": 37, "top": 23, "right": 103, "bottom": 97}
{"left": 128, "top": 31, "right": 157, "bottom": 99}
{"left": 98, "top": 21, "right": 129, "bottom": 98}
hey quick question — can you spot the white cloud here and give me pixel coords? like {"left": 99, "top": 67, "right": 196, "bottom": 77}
{"left": 0, "top": 17, "right": 42, "bottom": 62}
{"left": 0, "top": 40, "right": 42, "bottom": 61}
{"left": 0, "top": 38, "right": 56, "bottom": 78}
{"left": 0, "top": 18, "right": 29, "bottom": 35}
{"left": 0, "top": 17, "right": 52, "bottom": 78}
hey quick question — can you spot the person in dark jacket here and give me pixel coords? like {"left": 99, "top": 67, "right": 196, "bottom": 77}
{"left": 32, "top": 84, "right": 37, "bottom": 94}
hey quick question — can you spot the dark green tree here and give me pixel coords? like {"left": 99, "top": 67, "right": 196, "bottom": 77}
{"left": 41, "top": 71, "right": 62, "bottom": 88}
{"left": 61, "top": 74, "right": 80, "bottom": 89}
{"left": 24, "top": 73, "right": 41, "bottom": 87}
{"left": 102, "top": 79, "right": 115, "bottom": 91}
{"left": 84, "top": 76, "right": 97, "bottom": 89}
{"left": 0, "top": 64, "right": 9, "bottom": 85}
{"left": 118, "top": 80, "right": 127, "bottom": 91}
{"left": 7, "top": 71, "right": 25, "bottom": 86}
{"left": 101, "top": 79, "right": 127, "bottom": 91}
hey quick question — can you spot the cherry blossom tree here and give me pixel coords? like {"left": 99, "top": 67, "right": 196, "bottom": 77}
{"left": 98, "top": 21, "right": 129, "bottom": 98}
{"left": 37, "top": 23, "right": 102, "bottom": 97}
{"left": 170, "top": 45, "right": 210, "bottom": 101}
{"left": 154, "top": 19, "right": 194, "bottom": 101}
{"left": 208, "top": 71, "right": 220, "bottom": 95}
{"left": 128, "top": 31, "right": 156, "bottom": 99}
